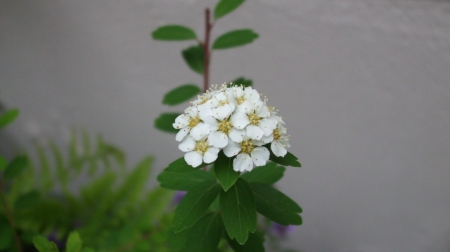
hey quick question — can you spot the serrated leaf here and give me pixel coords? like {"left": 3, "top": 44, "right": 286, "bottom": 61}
{"left": 214, "top": 0, "right": 246, "bottom": 20}
{"left": 152, "top": 25, "right": 197, "bottom": 41}
{"left": 155, "top": 113, "right": 179, "bottom": 133}
{"left": 163, "top": 84, "right": 201, "bottom": 106}
{"left": 214, "top": 151, "right": 240, "bottom": 191}
{"left": 182, "top": 45, "right": 204, "bottom": 74}
{"left": 66, "top": 231, "right": 82, "bottom": 252}
{"left": 241, "top": 162, "right": 285, "bottom": 185}
{"left": 172, "top": 181, "right": 221, "bottom": 232}
{"left": 230, "top": 77, "right": 252, "bottom": 87}
{"left": 185, "top": 213, "right": 223, "bottom": 252}
{"left": 164, "top": 157, "right": 208, "bottom": 173}
{"left": 158, "top": 169, "right": 215, "bottom": 191}
{"left": 213, "top": 29, "right": 258, "bottom": 50}
{"left": 220, "top": 179, "right": 257, "bottom": 244}
{"left": 249, "top": 182, "right": 302, "bottom": 225}
{"left": 0, "top": 109, "right": 19, "bottom": 129}
{"left": 4, "top": 155, "right": 28, "bottom": 180}
{"left": 0, "top": 155, "right": 7, "bottom": 171}
{"left": 14, "top": 190, "right": 41, "bottom": 210}
{"left": 269, "top": 151, "right": 301, "bottom": 167}
{"left": 33, "top": 236, "right": 60, "bottom": 252}
{"left": 227, "top": 231, "right": 265, "bottom": 252}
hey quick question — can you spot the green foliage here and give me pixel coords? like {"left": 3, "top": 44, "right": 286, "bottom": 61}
{"left": 250, "top": 183, "right": 302, "bottom": 226}
{"left": 14, "top": 190, "right": 41, "bottom": 210}
{"left": 0, "top": 155, "right": 7, "bottom": 171}
{"left": 157, "top": 169, "right": 215, "bottom": 191}
{"left": 3, "top": 155, "right": 28, "bottom": 180}
{"left": 213, "top": 29, "right": 259, "bottom": 50}
{"left": 241, "top": 162, "right": 285, "bottom": 185}
{"left": 33, "top": 236, "right": 60, "bottom": 252}
{"left": 269, "top": 151, "right": 301, "bottom": 167}
{"left": 227, "top": 231, "right": 265, "bottom": 252}
{"left": 231, "top": 77, "right": 252, "bottom": 87}
{"left": 220, "top": 179, "right": 257, "bottom": 244}
{"left": 182, "top": 45, "right": 205, "bottom": 74}
{"left": 163, "top": 156, "right": 208, "bottom": 173}
{"left": 154, "top": 113, "right": 180, "bottom": 133}
{"left": 213, "top": 151, "right": 240, "bottom": 191}
{"left": 0, "top": 217, "right": 13, "bottom": 250}
{"left": 184, "top": 212, "right": 223, "bottom": 252}
{"left": 163, "top": 84, "right": 201, "bottom": 106}
{"left": 0, "top": 108, "right": 19, "bottom": 129}
{"left": 214, "top": 0, "right": 246, "bottom": 20}
{"left": 172, "top": 181, "right": 221, "bottom": 232}
{"left": 152, "top": 25, "right": 197, "bottom": 41}
{"left": 66, "top": 231, "right": 82, "bottom": 252}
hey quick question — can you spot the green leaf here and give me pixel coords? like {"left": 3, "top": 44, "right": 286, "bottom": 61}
{"left": 158, "top": 169, "right": 215, "bottom": 191}
{"left": 185, "top": 213, "right": 223, "bottom": 252}
{"left": 269, "top": 151, "right": 301, "bottom": 167}
{"left": 81, "top": 248, "right": 95, "bottom": 252}
{"left": 0, "top": 218, "right": 13, "bottom": 250}
{"left": 155, "top": 113, "right": 180, "bottom": 133}
{"left": 4, "top": 155, "right": 28, "bottom": 180}
{"left": 81, "top": 172, "right": 117, "bottom": 206}
{"left": 172, "top": 181, "right": 221, "bottom": 232}
{"left": 164, "top": 157, "right": 208, "bottom": 173}
{"left": 0, "top": 109, "right": 19, "bottom": 129}
{"left": 0, "top": 155, "right": 7, "bottom": 171}
{"left": 142, "top": 187, "right": 174, "bottom": 224}
{"left": 182, "top": 45, "right": 204, "bottom": 74}
{"left": 168, "top": 226, "right": 190, "bottom": 250}
{"left": 163, "top": 84, "right": 201, "bottom": 106}
{"left": 33, "top": 236, "right": 60, "bottom": 252}
{"left": 214, "top": 0, "right": 246, "bottom": 20}
{"left": 49, "top": 141, "right": 69, "bottom": 191}
{"left": 241, "top": 162, "right": 285, "bottom": 185}
{"left": 152, "top": 25, "right": 197, "bottom": 41}
{"left": 213, "top": 29, "right": 258, "bottom": 50}
{"left": 14, "top": 190, "right": 41, "bottom": 210}
{"left": 37, "top": 144, "right": 54, "bottom": 191}
{"left": 227, "top": 231, "right": 265, "bottom": 252}
{"left": 220, "top": 179, "right": 257, "bottom": 244}
{"left": 249, "top": 182, "right": 302, "bottom": 225}
{"left": 66, "top": 231, "right": 82, "bottom": 252}
{"left": 114, "top": 156, "right": 153, "bottom": 203}
{"left": 230, "top": 77, "right": 252, "bottom": 87}
{"left": 214, "top": 151, "right": 240, "bottom": 191}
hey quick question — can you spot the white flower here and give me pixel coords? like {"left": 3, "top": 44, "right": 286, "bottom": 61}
{"left": 203, "top": 116, "right": 246, "bottom": 148}
{"left": 173, "top": 106, "right": 211, "bottom": 141}
{"left": 178, "top": 136, "right": 220, "bottom": 167}
{"left": 270, "top": 122, "right": 290, "bottom": 157}
{"left": 223, "top": 138, "right": 270, "bottom": 172}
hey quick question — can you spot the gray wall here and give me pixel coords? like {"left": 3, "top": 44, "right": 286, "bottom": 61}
{"left": 1, "top": 0, "right": 450, "bottom": 251}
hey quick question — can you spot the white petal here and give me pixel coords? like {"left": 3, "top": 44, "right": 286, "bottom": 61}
{"left": 230, "top": 112, "right": 250, "bottom": 129}
{"left": 184, "top": 151, "right": 203, "bottom": 167}
{"left": 207, "top": 131, "right": 229, "bottom": 148}
{"left": 256, "top": 103, "right": 270, "bottom": 118}
{"left": 271, "top": 141, "right": 287, "bottom": 157}
{"left": 173, "top": 114, "right": 189, "bottom": 129}
{"left": 203, "top": 147, "right": 220, "bottom": 163}
{"left": 175, "top": 127, "right": 190, "bottom": 141}
{"left": 229, "top": 128, "right": 246, "bottom": 142}
{"left": 224, "top": 140, "right": 241, "bottom": 157}
{"left": 251, "top": 147, "right": 270, "bottom": 167}
{"left": 198, "top": 104, "right": 212, "bottom": 120}
{"left": 246, "top": 124, "right": 264, "bottom": 140}
{"left": 231, "top": 87, "right": 244, "bottom": 98}
{"left": 244, "top": 87, "right": 260, "bottom": 101}
{"left": 178, "top": 136, "right": 196, "bottom": 152}
{"left": 203, "top": 116, "right": 219, "bottom": 131}
{"left": 188, "top": 107, "right": 199, "bottom": 118}
{"left": 233, "top": 153, "right": 253, "bottom": 172}
{"left": 261, "top": 134, "right": 274, "bottom": 144}
{"left": 190, "top": 123, "right": 211, "bottom": 140}
{"left": 259, "top": 118, "right": 277, "bottom": 136}
{"left": 237, "top": 100, "right": 253, "bottom": 114}
{"left": 212, "top": 105, "right": 233, "bottom": 121}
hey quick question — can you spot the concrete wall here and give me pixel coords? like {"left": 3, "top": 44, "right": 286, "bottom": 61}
{"left": 1, "top": 0, "right": 450, "bottom": 251}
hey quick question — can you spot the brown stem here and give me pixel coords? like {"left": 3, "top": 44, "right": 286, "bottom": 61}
{"left": 0, "top": 180, "right": 23, "bottom": 252}
{"left": 203, "top": 8, "right": 213, "bottom": 93}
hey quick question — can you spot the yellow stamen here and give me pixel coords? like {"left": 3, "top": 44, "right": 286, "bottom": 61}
{"left": 189, "top": 117, "right": 201, "bottom": 127}
{"left": 241, "top": 139, "right": 254, "bottom": 154}
{"left": 218, "top": 120, "right": 232, "bottom": 134}
{"left": 248, "top": 113, "right": 260, "bottom": 125}
{"left": 194, "top": 140, "right": 209, "bottom": 154}
{"left": 236, "top": 96, "right": 246, "bottom": 105}
{"left": 273, "top": 128, "right": 281, "bottom": 140}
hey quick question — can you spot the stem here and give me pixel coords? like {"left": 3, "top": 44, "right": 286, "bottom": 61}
{"left": 203, "top": 8, "right": 213, "bottom": 92}
{"left": 0, "top": 180, "right": 23, "bottom": 252}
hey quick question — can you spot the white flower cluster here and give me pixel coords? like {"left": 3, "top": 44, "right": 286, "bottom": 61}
{"left": 173, "top": 84, "right": 290, "bottom": 172}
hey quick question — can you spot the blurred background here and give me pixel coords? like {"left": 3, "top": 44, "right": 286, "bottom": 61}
{"left": 1, "top": 0, "right": 450, "bottom": 251}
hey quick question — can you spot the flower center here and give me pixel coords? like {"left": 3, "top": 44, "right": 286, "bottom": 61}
{"left": 218, "top": 99, "right": 228, "bottom": 106}
{"left": 218, "top": 120, "right": 232, "bottom": 134}
{"left": 248, "top": 113, "right": 260, "bottom": 125}
{"left": 189, "top": 116, "right": 201, "bottom": 127}
{"left": 194, "top": 140, "right": 209, "bottom": 154}
{"left": 273, "top": 128, "right": 281, "bottom": 140}
{"left": 236, "top": 96, "right": 246, "bottom": 105}
{"left": 240, "top": 139, "right": 254, "bottom": 154}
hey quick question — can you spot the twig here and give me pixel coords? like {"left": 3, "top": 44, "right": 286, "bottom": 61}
{"left": 203, "top": 8, "right": 213, "bottom": 93}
